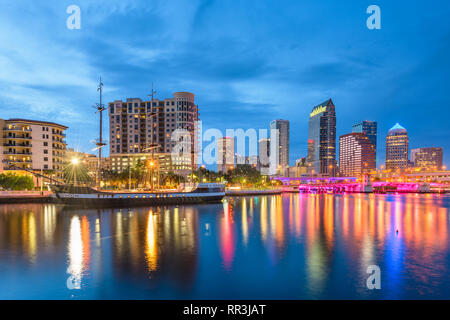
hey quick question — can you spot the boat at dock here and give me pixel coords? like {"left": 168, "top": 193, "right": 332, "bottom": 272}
{"left": 50, "top": 183, "right": 225, "bottom": 208}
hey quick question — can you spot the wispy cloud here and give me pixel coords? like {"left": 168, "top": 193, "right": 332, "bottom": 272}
{"left": 0, "top": 0, "right": 449, "bottom": 166}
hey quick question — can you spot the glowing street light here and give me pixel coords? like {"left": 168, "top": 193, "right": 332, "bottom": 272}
{"left": 71, "top": 158, "right": 80, "bottom": 186}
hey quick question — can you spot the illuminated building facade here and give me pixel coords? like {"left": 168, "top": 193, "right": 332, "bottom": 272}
{"left": 352, "top": 120, "right": 377, "bottom": 165}
{"left": 217, "top": 137, "right": 235, "bottom": 173}
{"left": 410, "top": 147, "right": 443, "bottom": 170}
{"left": 270, "top": 119, "right": 289, "bottom": 171}
{"left": 0, "top": 118, "right": 67, "bottom": 178}
{"left": 405, "top": 170, "right": 450, "bottom": 183}
{"left": 110, "top": 153, "right": 176, "bottom": 174}
{"left": 235, "top": 154, "right": 258, "bottom": 167}
{"left": 108, "top": 92, "right": 199, "bottom": 176}
{"left": 306, "top": 99, "right": 337, "bottom": 176}
{"left": 287, "top": 158, "right": 308, "bottom": 177}
{"left": 258, "top": 138, "right": 270, "bottom": 173}
{"left": 339, "top": 133, "right": 376, "bottom": 177}
{"left": 385, "top": 123, "right": 409, "bottom": 171}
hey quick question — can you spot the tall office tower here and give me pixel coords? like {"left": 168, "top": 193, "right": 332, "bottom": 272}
{"left": 385, "top": 123, "right": 409, "bottom": 171}
{"left": 411, "top": 147, "right": 443, "bottom": 170}
{"left": 108, "top": 92, "right": 199, "bottom": 176}
{"left": 352, "top": 120, "right": 377, "bottom": 164}
{"left": 339, "top": 133, "right": 376, "bottom": 177}
{"left": 270, "top": 120, "right": 289, "bottom": 172}
{"left": 217, "top": 137, "right": 235, "bottom": 173}
{"left": 306, "top": 99, "right": 337, "bottom": 176}
{"left": 0, "top": 118, "right": 67, "bottom": 178}
{"left": 258, "top": 138, "right": 270, "bottom": 173}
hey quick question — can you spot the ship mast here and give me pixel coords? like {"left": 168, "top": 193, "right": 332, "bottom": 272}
{"left": 95, "top": 77, "right": 106, "bottom": 188}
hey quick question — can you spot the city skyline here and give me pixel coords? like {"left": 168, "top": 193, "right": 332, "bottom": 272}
{"left": 0, "top": 1, "right": 449, "bottom": 168}
{"left": 1, "top": 1, "right": 450, "bottom": 305}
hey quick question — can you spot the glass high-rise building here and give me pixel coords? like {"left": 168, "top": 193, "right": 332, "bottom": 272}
{"left": 270, "top": 119, "right": 289, "bottom": 171}
{"left": 352, "top": 120, "right": 377, "bottom": 165}
{"left": 307, "top": 99, "right": 336, "bottom": 176}
{"left": 385, "top": 123, "right": 409, "bottom": 170}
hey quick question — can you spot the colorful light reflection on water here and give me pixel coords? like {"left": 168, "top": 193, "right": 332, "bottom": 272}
{"left": 0, "top": 193, "right": 449, "bottom": 299}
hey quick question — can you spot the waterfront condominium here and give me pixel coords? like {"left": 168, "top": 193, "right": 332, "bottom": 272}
{"left": 0, "top": 118, "right": 68, "bottom": 179}
{"left": 217, "top": 137, "right": 235, "bottom": 173}
{"left": 385, "top": 123, "right": 409, "bottom": 171}
{"left": 339, "top": 133, "right": 376, "bottom": 177}
{"left": 352, "top": 120, "right": 377, "bottom": 165}
{"left": 108, "top": 92, "right": 199, "bottom": 176}
{"left": 306, "top": 99, "right": 337, "bottom": 176}
{"left": 270, "top": 119, "right": 289, "bottom": 173}
{"left": 410, "top": 147, "right": 443, "bottom": 170}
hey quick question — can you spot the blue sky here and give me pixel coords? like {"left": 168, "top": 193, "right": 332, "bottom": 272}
{"left": 1, "top": 0, "right": 449, "bottom": 168}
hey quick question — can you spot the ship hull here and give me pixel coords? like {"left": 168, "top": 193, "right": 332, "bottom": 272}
{"left": 53, "top": 191, "right": 225, "bottom": 208}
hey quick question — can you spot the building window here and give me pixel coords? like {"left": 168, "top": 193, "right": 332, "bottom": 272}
{"left": 44, "top": 157, "right": 48, "bottom": 161}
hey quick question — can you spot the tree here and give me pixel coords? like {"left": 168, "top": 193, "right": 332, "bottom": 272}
{"left": 161, "top": 171, "right": 185, "bottom": 187}
{"left": 0, "top": 173, "right": 34, "bottom": 190}
{"left": 225, "top": 164, "right": 262, "bottom": 186}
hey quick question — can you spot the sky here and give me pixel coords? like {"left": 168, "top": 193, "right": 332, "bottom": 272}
{"left": 1, "top": 0, "right": 449, "bottom": 168}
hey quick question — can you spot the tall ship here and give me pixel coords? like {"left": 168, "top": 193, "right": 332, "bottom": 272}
{"left": 50, "top": 183, "right": 225, "bottom": 208}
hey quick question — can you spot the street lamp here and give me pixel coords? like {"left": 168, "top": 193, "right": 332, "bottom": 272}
{"left": 71, "top": 157, "right": 79, "bottom": 186}
{"left": 144, "top": 143, "right": 160, "bottom": 191}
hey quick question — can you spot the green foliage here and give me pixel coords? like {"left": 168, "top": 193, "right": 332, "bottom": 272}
{"left": 102, "top": 160, "right": 156, "bottom": 189}
{"left": 195, "top": 164, "right": 270, "bottom": 188}
{"left": 0, "top": 173, "right": 34, "bottom": 190}
{"left": 194, "top": 167, "right": 223, "bottom": 183}
{"left": 161, "top": 171, "right": 186, "bottom": 187}
{"left": 225, "top": 164, "right": 262, "bottom": 185}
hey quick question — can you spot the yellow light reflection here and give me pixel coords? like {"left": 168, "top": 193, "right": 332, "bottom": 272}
{"left": 145, "top": 211, "right": 158, "bottom": 272}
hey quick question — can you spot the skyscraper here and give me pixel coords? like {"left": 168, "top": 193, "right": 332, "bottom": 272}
{"left": 108, "top": 92, "right": 199, "bottom": 176}
{"left": 385, "top": 123, "right": 409, "bottom": 170}
{"left": 270, "top": 119, "right": 289, "bottom": 172}
{"left": 411, "top": 147, "right": 443, "bottom": 170}
{"left": 307, "top": 99, "right": 337, "bottom": 176}
{"left": 258, "top": 138, "right": 270, "bottom": 173}
{"left": 352, "top": 120, "right": 377, "bottom": 165}
{"left": 339, "top": 133, "right": 376, "bottom": 177}
{"left": 217, "top": 137, "right": 235, "bottom": 173}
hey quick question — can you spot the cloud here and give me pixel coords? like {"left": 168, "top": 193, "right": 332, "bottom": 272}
{"left": 0, "top": 0, "right": 449, "bottom": 167}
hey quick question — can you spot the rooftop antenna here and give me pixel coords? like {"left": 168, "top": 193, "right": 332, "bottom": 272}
{"left": 148, "top": 82, "right": 157, "bottom": 113}
{"left": 95, "top": 77, "right": 107, "bottom": 188}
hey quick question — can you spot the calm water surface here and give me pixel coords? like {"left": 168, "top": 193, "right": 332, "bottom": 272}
{"left": 0, "top": 194, "right": 449, "bottom": 299}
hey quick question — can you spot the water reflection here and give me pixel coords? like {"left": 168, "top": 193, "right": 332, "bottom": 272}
{"left": 0, "top": 194, "right": 449, "bottom": 299}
